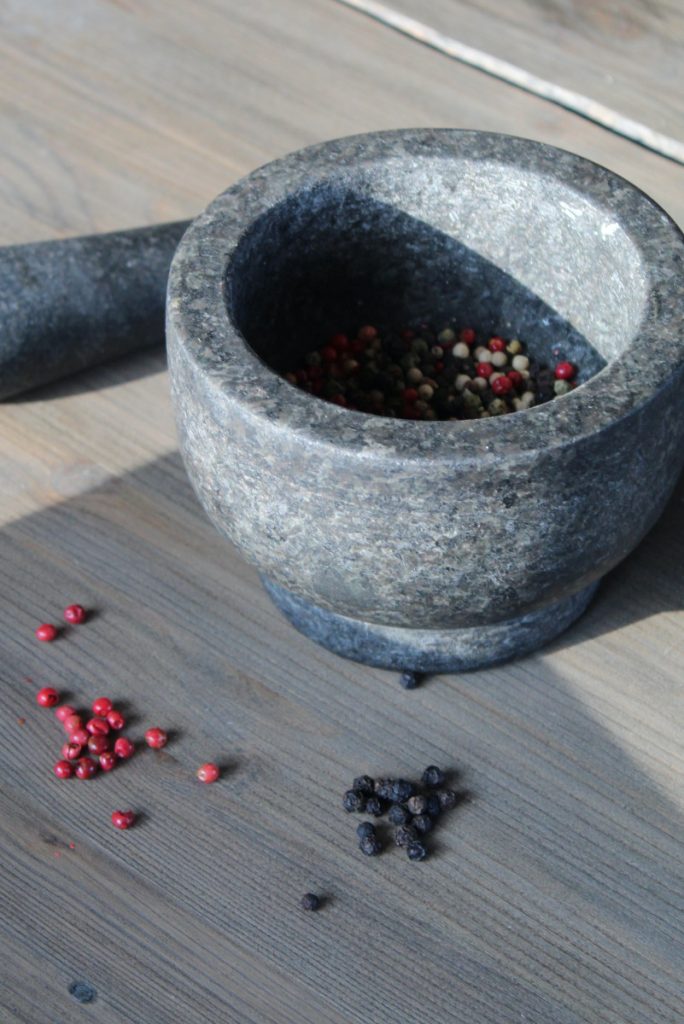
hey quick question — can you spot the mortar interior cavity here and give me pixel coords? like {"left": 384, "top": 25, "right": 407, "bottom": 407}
{"left": 227, "top": 169, "right": 647, "bottom": 385}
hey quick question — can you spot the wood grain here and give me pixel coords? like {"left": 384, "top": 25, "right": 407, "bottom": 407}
{"left": 379, "top": 0, "right": 684, "bottom": 151}
{"left": 0, "top": 2, "right": 682, "bottom": 1022}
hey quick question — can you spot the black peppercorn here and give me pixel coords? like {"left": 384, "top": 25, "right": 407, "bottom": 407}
{"left": 356, "top": 821, "right": 376, "bottom": 840}
{"left": 374, "top": 778, "right": 393, "bottom": 800}
{"left": 352, "top": 775, "right": 375, "bottom": 795}
{"left": 412, "top": 814, "right": 433, "bottom": 835}
{"left": 425, "top": 793, "right": 442, "bottom": 818}
{"left": 387, "top": 804, "right": 410, "bottom": 826}
{"left": 399, "top": 670, "right": 421, "bottom": 689}
{"left": 389, "top": 779, "right": 414, "bottom": 804}
{"left": 422, "top": 766, "right": 445, "bottom": 788}
{"left": 437, "top": 789, "right": 458, "bottom": 810}
{"left": 343, "top": 789, "right": 366, "bottom": 813}
{"left": 394, "top": 824, "right": 418, "bottom": 848}
{"left": 359, "top": 834, "right": 382, "bottom": 856}
{"left": 365, "top": 796, "right": 385, "bottom": 817}
{"left": 301, "top": 893, "right": 321, "bottom": 911}
{"left": 406, "top": 841, "right": 428, "bottom": 862}
{"left": 407, "top": 794, "right": 428, "bottom": 815}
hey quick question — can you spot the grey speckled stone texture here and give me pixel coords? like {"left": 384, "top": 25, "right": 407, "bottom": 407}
{"left": 166, "top": 129, "right": 684, "bottom": 671}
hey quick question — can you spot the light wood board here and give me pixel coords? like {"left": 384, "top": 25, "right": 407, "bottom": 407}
{"left": 0, "top": 2, "right": 682, "bottom": 1022}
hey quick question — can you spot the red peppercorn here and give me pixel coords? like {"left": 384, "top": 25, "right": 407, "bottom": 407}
{"left": 402, "top": 387, "right": 418, "bottom": 402}
{"left": 507, "top": 370, "right": 523, "bottom": 388}
{"left": 61, "top": 741, "right": 83, "bottom": 761}
{"left": 53, "top": 760, "right": 74, "bottom": 779}
{"left": 491, "top": 376, "right": 514, "bottom": 396}
{"left": 555, "top": 361, "right": 576, "bottom": 380}
{"left": 330, "top": 333, "right": 349, "bottom": 351}
{"left": 87, "top": 734, "right": 110, "bottom": 756}
{"left": 69, "top": 727, "right": 89, "bottom": 747}
{"left": 321, "top": 346, "right": 337, "bottom": 362}
{"left": 63, "top": 713, "right": 82, "bottom": 732}
{"left": 35, "top": 624, "right": 58, "bottom": 642}
{"left": 106, "top": 709, "right": 125, "bottom": 731}
{"left": 488, "top": 336, "right": 507, "bottom": 351}
{"left": 55, "top": 704, "right": 77, "bottom": 723}
{"left": 111, "top": 810, "right": 135, "bottom": 830}
{"left": 99, "top": 751, "right": 117, "bottom": 772}
{"left": 92, "top": 697, "right": 113, "bottom": 717}
{"left": 86, "top": 717, "right": 109, "bottom": 736}
{"left": 63, "top": 604, "right": 87, "bottom": 625}
{"left": 74, "top": 757, "right": 98, "bottom": 780}
{"left": 114, "top": 737, "right": 135, "bottom": 760}
{"left": 358, "top": 325, "right": 377, "bottom": 341}
{"left": 36, "top": 687, "right": 59, "bottom": 708}
{"left": 460, "top": 328, "right": 476, "bottom": 345}
{"left": 476, "top": 362, "right": 493, "bottom": 378}
{"left": 144, "top": 727, "right": 168, "bottom": 750}
{"left": 197, "top": 763, "right": 220, "bottom": 784}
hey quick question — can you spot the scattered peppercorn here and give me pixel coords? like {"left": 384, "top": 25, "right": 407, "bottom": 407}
{"left": 387, "top": 804, "right": 410, "bottom": 826}
{"left": 86, "top": 717, "right": 110, "bottom": 736}
{"left": 300, "top": 893, "right": 321, "bottom": 911}
{"left": 106, "top": 709, "right": 125, "bottom": 731}
{"left": 373, "top": 778, "right": 393, "bottom": 800}
{"left": 36, "top": 687, "right": 59, "bottom": 708}
{"left": 87, "top": 734, "right": 110, "bottom": 756}
{"left": 407, "top": 794, "right": 428, "bottom": 815}
{"left": 91, "top": 697, "right": 113, "bottom": 717}
{"left": 352, "top": 775, "right": 375, "bottom": 795}
{"left": 196, "top": 762, "right": 220, "bottom": 784}
{"left": 422, "top": 766, "right": 445, "bottom": 788}
{"left": 113, "top": 737, "right": 135, "bottom": 760}
{"left": 343, "top": 789, "right": 366, "bottom": 813}
{"left": 399, "top": 670, "right": 421, "bottom": 689}
{"left": 99, "top": 751, "right": 117, "bottom": 772}
{"left": 356, "top": 821, "right": 376, "bottom": 840}
{"left": 412, "top": 814, "right": 434, "bottom": 835}
{"left": 111, "top": 809, "right": 135, "bottom": 830}
{"left": 55, "top": 704, "right": 77, "bottom": 723}
{"left": 437, "top": 789, "right": 458, "bottom": 810}
{"left": 359, "top": 834, "right": 382, "bottom": 856}
{"left": 144, "top": 727, "right": 168, "bottom": 749}
{"left": 406, "top": 841, "right": 428, "bottom": 862}
{"left": 64, "top": 604, "right": 87, "bottom": 625}
{"left": 394, "top": 824, "right": 418, "bottom": 848}
{"left": 35, "top": 623, "right": 58, "bottom": 642}
{"left": 53, "top": 760, "right": 74, "bottom": 779}
{"left": 425, "top": 794, "right": 442, "bottom": 818}
{"left": 74, "top": 757, "right": 98, "bottom": 780}
{"left": 389, "top": 779, "right": 414, "bottom": 804}
{"left": 364, "top": 796, "right": 385, "bottom": 817}
{"left": 61, "top": 741, "right": 83, "bottom": 761}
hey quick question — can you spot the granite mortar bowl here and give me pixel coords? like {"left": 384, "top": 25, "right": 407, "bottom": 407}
{"left": 166, "top": 129, "right": 684, "bottom": 672}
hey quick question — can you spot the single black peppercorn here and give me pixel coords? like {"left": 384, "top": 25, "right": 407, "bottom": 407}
{"left": 365, "top": 796, "right": 385, "bottom": 817}
{"left": 300, "top": 893, "right": 321, "bottom": 911}
{"left": 437, "top": 789, "right": 458, "bottom": 810}
{"left": 374, "top": 778, "right": 394, "bottom": 800}
{"left": 356, "top": 821, "right": 376, "bottom": 840}
{"left": 343, "top": 789, "right": 366, "bottom": 813}
{"left": 394, "top": 824, "right": 418, "bottom": 848}
{"left": 406, "top": 841, "right": 428, "bottom": 862}
{"left": 387, "top": 803, "right": 411, "bottom": 826}
{"left": 412, "top": 814, "right": 433, "bottom": 835}
{"left": 399, "top": 670, "right": 421, "bottom": 689}
{"left": 389, "top": 779, "right": 414, "bottom": 803}
{"left": 359, "top": 834, "right": 382, "bottom": 856}
{"left": 422, "top": 766, "right": 445, "bottom": 788}
{"left": 425, "top": 793, "right": 442, "bottom": 818}
{"left": 353, "top": 774, "right": 375, "bottom": 795}
{"left": 407, "top": 794, "right": 428, "bottom": 815}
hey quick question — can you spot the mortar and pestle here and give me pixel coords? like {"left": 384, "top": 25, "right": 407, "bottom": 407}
{"left": 4, "top": 130, "right": 684, "bottom": 672}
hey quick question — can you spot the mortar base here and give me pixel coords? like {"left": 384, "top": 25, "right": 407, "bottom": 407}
{"left": 261, "top": 577, "right": 599, "bottom": 673}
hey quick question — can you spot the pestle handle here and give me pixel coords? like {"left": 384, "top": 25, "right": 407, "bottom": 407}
{"left": 0, "top": 219, "right": 191, "bottom": 400}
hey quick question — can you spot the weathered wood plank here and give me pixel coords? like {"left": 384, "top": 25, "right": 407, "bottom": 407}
{"left": 369, "top": 0, "right": 684, "bottom": 153}
{"left": 0, "top": 1, "right": 682, "bottom": 1022}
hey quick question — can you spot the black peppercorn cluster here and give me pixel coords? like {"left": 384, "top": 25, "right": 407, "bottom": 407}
{"left": 284, "top": 324, "right": 578, "bottom": 420}
{"left": 343, "top": 766, "right": 463, "bottom": 862}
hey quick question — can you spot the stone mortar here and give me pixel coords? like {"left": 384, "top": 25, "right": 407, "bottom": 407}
{"left": 166, "top": 129, "right": 684, "bottom": 672}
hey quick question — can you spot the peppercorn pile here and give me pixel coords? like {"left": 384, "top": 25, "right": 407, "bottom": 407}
{"left": 344, "top": 766, "right": 465, "bottom": 862}
{"left": 33, "top": 602, "right": 221, "bottom": 831}
{"left": 284, "top": 324, "right": 578, "bottom": 419}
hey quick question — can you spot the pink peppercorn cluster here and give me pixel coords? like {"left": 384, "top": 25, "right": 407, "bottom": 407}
{"left": 284, "top": 324, "right": 578, "bottom": 419}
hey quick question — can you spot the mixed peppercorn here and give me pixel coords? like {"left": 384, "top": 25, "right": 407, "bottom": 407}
{"left": 343, "top": 766, "right": 465, "bottom": 862}
{"left": 284, "top": 324, "right": 577, "bottom": 419}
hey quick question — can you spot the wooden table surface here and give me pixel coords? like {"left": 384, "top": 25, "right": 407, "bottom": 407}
{"left": 1, "top": 3, "right": 682, "bottom": 1022}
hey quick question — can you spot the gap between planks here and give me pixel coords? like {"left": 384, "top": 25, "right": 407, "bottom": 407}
{"left": 333, "top": 0, "right": 684, "bottom": 166}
